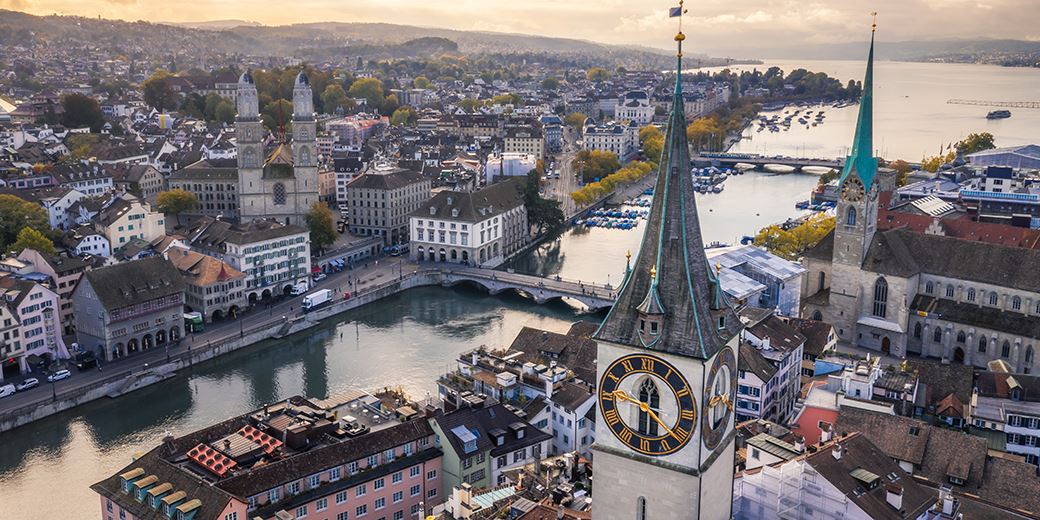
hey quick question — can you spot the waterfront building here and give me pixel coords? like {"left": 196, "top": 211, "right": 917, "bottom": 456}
{"left": 539, "top": 115, "right": 564, "bottom": 154}
{"left": 800, "top": 31, "right": 1040, "bottom": 373}
{"left": 168, "top": 158, "right": 239, "bottom": 220}
{"left": 15, "top": 248, "right": 90, "bottom": 334}
{"left": 71, "top": 256, "right": 185, "bottom": 361}
{"left": 92, "top": 393, "right": 443, "bottom": 520}
{"left": 581, "top": 119, "right": 638, "bottom": 162}
{"left": 429, "top": 402, "right": 552, "bottom": 493}
{"left": 236, "top": 71, "right": 320, "bottom": 226}
{"left": 706, "top": 245, "right": 806, "bottom": 316}
{"left": 967, "top": 144, "right": 1040, "bottom": 170}
{"left": 185, "top": 217, "right": 310, "bottom": 304}
{"left": 94, "top": 194, "right": 167, "bottom": 251}
{"left": 165, "top": 246, "right": 246, "bottom": 322}
{"left": 967, "top": 370, "right": 1040, "bottom": 465}
{"left": 0, "top": 302, "right": 20, "bottom": 381}
{"left": 735, "top": 308, "right": 805, "bottom": 424}
{"left": 484, "top": 152, "right": 538, "bottom": 184}
{"left": 614, "top": 91, "right": 655, "bottom": 126}
{"left": 409, "top": 178, "right": 528, "bottom": 267}
{"left": 591, "top": 28, "right": 742, "bottom": 520}
{"left": 346, "top": 164, "right": 431, "bottom": 246}
{"left": 503, "top": 127, "right": 544, "bottom": 158}
{"left": 0, "top": 275, "right": 68, "bottom": 376}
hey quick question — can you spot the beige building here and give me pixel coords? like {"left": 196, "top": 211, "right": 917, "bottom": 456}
{"left": 94, "top": 195, "right": 166, "bottom": 250}
{"left": 168, "top": 158, "right": 239, "bottom": 220}
{"left": 346, "top": 164, "right": 431, "bottom": 246}
{"left": 503, "top": 127, "right": 544, "bottom": 158}
{"left": 166, "top": 246, "right": 246, "bottom": 322}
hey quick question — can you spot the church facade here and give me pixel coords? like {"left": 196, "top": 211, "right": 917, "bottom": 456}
{"left": 591, "top": 28, "right": 742, "bottom": 520}
{"left": 800, "top": 35, "right": 1040, "bottom": 374}
{"left": 235, "top": 71, "right": 319, "bottom": 226}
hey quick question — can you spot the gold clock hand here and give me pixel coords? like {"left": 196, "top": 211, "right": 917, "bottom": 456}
{"left": 641, "top": 404, "right": 674, "bottom": 437}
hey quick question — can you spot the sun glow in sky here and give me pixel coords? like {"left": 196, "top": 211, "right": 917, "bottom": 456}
{"left": 1, "top": 0, "right": 1037, "bottom": 55}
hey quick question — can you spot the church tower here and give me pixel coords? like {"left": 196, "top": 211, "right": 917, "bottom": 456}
{"left": 829, "top": 21, "right": 881, "bottom": 343}
{"left": 289, "top": 71, "right": 319, "bottom": 222}
{"left": 592, "top": 5, "right": 742, "bottom": 519}
{"left": 236, "top": 71, "right": 265, "bottom": 220}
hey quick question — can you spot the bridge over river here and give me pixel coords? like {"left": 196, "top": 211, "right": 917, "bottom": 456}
{"left": 439, "top": 266, "right": 616, "bottom": 311}
{"left": 701, "top": 153, "right": 844, "bottom": 172}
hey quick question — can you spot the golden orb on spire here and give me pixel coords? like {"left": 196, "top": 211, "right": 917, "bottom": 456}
{"left": 650, "top": 265, "right": 657, "bottom": 279}
{"left": 675, "top": 32, "right": 686, "bottom": 42}
{"left": 626, "top": 250, "right": 632, "bottom": 260}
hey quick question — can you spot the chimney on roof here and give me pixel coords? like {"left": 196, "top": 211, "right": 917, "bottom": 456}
{"left": 886, "top": 484, "right": 903, "bottom": 511}
{"left": 223, "top": 439, "right": 232, "bottom": 452}
{"left": 820, "top": 423, "right": 833, "bottom": 443}
{"left": 832, "top": 443, "right": 842, "bottom": 460}
{"left": 939, "top": 486, "right": 955, "bottom": 516}
{"left": 542, "top": 331, "right": 549, "bottom": 342}
{"left": 557, "top": 505, "right": 565, "bottom": 520}
{"left": 793, "top": 435, "right": 805, "bottom": 453}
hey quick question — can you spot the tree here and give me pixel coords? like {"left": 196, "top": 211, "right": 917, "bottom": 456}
{"left": 381, "top": 93, "right": 399, "bottom": 116}
{"left": 347, "top": 77, "right": 385, "bottom": 109}
{"left": 214, "top": 100, "right": 236, "bottom": 125}
{"left": 639, "top": 125, "right": 662, "bottom": 143}
{"left": 0, "top": 195, "right": 50, "bottom": 252}
{"left": 586, "top": 67, "right": 610, "bottom": 82}
{"left": 564, "top": 112, "right": 586, "bottom": 131}
{"left": 155, "top": 189, "right": 199, "bottom": 226}
{"left": 261, "top": 99, "right": 293, "bottom": 133}
{"left": 921, "top": 150, "right": 956, "bottom": 173}
{"left": 11, "top": 227, "right": 54, "bottom": 256}
{"left": 60, "top": 93, "right": 104, "bottom": 131}
{"left": 142, "top": 70, "right": 177, "bottom": 112}
{"left": 413, "top": 76, "right": 431, "bottom": 89}
{"left": 320, "top": 83, "right": 348, "bottom": 114}
{"left": 524, "top": 171, "right": 566, "bottom": 239}
{"left": 306, "top": 202, "right": 337, "bottom": 251}
{"left": 955, "top": 132, "right": 996, "bottom": 155}
{"left": 754, "top": 213, "right": 835, "bottom": 261}
{"left": 572, "top": 150, "right": 620, "bottom": 183}
{"left": 457, "top": 98, "right": 481, "bottom": 113}
{"left": 888, "top": 159, "right": 913, "bottom": 187}
{"left": 390, "top": 106, "right": 417, "bottom": 126}
{"left": 541, "top": 77, "right": 560, "bottom": 90}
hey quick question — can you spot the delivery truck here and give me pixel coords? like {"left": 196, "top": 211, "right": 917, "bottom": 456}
{"left": 302, "top": 289, "right": 333, "bottom": 311}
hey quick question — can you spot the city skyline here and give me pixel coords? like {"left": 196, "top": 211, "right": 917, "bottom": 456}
{"left": 2, "top": 0, "right": 1039, "bottom": 57}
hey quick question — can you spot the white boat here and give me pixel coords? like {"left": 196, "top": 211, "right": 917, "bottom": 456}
{"left": 712, "top": 184, "right": 724, "bottom": 193}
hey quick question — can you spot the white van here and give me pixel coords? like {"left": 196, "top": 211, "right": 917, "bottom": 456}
{"left": 290, "top": 280, "right": 310, "bottom": 296}
{"left": 0, "top": 384, "right": 15, "bottom": 398}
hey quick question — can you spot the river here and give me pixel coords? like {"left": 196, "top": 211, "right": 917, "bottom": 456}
{"left": 3, "top": 60, "right": 1039, "bottom": 518}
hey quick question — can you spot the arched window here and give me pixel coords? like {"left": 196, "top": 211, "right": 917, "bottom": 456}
{"left": 978, "top": 337, "right": 987, "bottom": 353}
{"left": 957, "top": 331, "right": 966, "bottom": 343}
{"left": 925, "top": 281, "right": 934, "bottom": 294}
{"left": 872, "top": 278, "right": 888, "bottom": 318}
{"left": 273, "top": 182, "right": 287, "bottom": 205}
{"left": 1001, "top": 341, "right": 1011, "bottom": 358}
{"left": 989, "top": 292, "right": 998, "bottom": 306}
{"left": 933, "top": 327, "right": 943, "bottom": 343}
{"left": 967, "top": 288, "right": 976, "bottom": 302}
{"left": 818, "top": 272, "right": 826, "bottom": 293}
{"left": 945, "top": 285, "right": 955, "bottom": 298}
{"left": 1026, "top": 346, "right": 1034, "bottom": 365}
{"left": 845, "top": 206, "right": 857, "bottom": 227}
{"left": 1012, "top": 296, "right": 1022, "bottom": 311}
{"left": 812, "top": 310, "right": 823, "bottom": 321}
{"left": 637, "top": 378, "right": 660, "bottom": 436}
{"left": 913, "top": 323, "right": 922, "bottom": 339}
{"left": 636, "top": 497, "right": 647, "bottom": 520}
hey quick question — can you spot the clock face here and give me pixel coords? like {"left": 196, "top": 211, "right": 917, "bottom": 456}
{"left": 841, "top": 177, "right": 865, "bottom": 202}
{"left": 599, "top": 353, "right": 697, "bottom": 457}
{"left": 702, "top": 347, "right": 737, "bottom": 450}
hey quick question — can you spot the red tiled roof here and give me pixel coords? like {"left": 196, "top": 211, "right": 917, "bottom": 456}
{"left": 187, "top": 443, "right": 237, "bottom": 477}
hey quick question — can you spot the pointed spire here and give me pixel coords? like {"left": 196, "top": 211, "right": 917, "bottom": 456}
{"left": 594, "top": 8, "right": 740, "bottom": 359}
{"left": 840, "top": 14, "right": 879, "bottom": 191}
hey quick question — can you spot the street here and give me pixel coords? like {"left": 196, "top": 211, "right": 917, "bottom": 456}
{"left": 0, "top": 257, "right": 418, "bottom": 415}
{"left": 542, "top": 126, "right": 581, "bottom": 216}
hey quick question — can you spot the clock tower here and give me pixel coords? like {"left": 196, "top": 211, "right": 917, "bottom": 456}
{"left": 830, "top": 21, "right": 881, "bottom": 343}
{"left": 592, "top": 5, "right": 742, "bottom": 519}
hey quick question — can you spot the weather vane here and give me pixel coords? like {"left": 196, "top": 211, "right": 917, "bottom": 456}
{"left": 670, "top": 1, "right": 689, "bottom": 57}
{"left": 871, "top": 11, "right": 878, "bottom": 32}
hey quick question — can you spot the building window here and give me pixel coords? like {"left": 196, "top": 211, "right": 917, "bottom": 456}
{"left": 637, "top": 496, "right": 647, "bottom": 520}
{"left": 273, "top": 183, "right": 287, "bottom": 205}
{"left": 637, "top": 378, "right": 661, "bottom": 436}
{"left": 1026, "top": 346, "right": 1034, "bottom": 365}
{"left": 945, "top": 285, "right": 954, "bottom": 298}
{"left": 978, "top": 337, "right": 987, "bottom": 353}
{"left": 872, "top": 277, "right": 888, "bottom": 318}
{"left": 967, "top": 288, "right": 976, "bottom": 302}
{"left": 845, "top": 206, "right": 857, "bottom": 227}
{"left": 957, "top": 331, "right": 966, "bottom": 343}
{"left": 295, "top": 505, "right": 307, "bottom": 518}
{"left": 913, "top": 323, "right": 922, "bottom": 339}
{"left": 336, "top": 491, "right": 348, "bottom": 504}
{"left": 1012, "top": 296, "right": 1022, "bottom": 311}
{"left": 316, "top": 498, "right": 327, "bottom": 512}
{"left": 933, "top": 327, "right": 942, "bottom": 343}
{"left": 925, "top": 281, "right": 933, "bottom": 294}
{"left": 989, "top": 292, "right": 998, "bottom": 306}
{"left": 1002, "top": 341, "right": 1011, "bottom": 358}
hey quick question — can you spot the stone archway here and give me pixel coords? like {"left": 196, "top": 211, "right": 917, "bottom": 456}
{"left": 282, "top": 285, "right": 294, "bottom": 297}
{"left": 212, "top": 309, "right": 225, "bottom": 322}
{"left": 881, "top": 337, "right": 891, "bottom": 355}
{"left": 156, "top": 329, "right": 167, "bottom": 345}
{"left": 248, "top": 292, "right": 259, "bottom": 305}
{"left": 262, "top": 289, "right": 272, "bottom": 300}
{"left": 954, "top": 347, "right": 965, "bottom": 363}
{"left": 811, "top": 310, "right": 823, "bottom": 321}
{"left": 127, "top": 338, "right": 139, "bottom": 353}
{"left": 169, "top": 326, "right": 181, "bottom": 342}
{"left": 142, "top": 334, "right": 154, "bottom": 350}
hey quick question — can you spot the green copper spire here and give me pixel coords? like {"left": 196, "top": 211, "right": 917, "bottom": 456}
{"left": 840, "top": 20, "right": 879, "bottom": 191}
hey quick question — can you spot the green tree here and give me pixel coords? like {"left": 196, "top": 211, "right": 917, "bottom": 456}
{"left": 413, "top": 76, "right": 431, "bottom": 89}
{"left": 457, "top": 98, "right": 481, "bottom": 113}
{"left": 214, "top": 100, "right": 236, "bottom": 125}
{"left": 60, "top": 93, "right": 105, "bottom": 131}
{"left": 955, "top": 132, "right": 996, "bottom": 155}
{"left": 142, "top": 70, "right": 177, "bottom": 112}
{"left": 348, "top": 77, "right": 385, "bottom": 110}
{"left": 491, "top": 93, "right": 522, "bottom": 106}
{"left": 203, "top": 93, "right": 223, "bottom": 120}
{"left": 754, "top": 213, "right": 835, "bottom": 260}
{"left": 11, "top": 227, "right": 54, "bottom": 256}
{"left": 586, "top": 67, "right": 610, "bottom": 82}
{"left": 541, "top": 77, "right": 560, "bottom": 90}
{"left": 381, "top": 93, "right": 399, "bottom": 116}
{"left": 564, "top": 112, "right": 586, "bottom": 131}
{"left": 306, "top": 202, "right": 337, "bottom": 251}
{"left": 155, "top": 189, "right": 199, "bottom": 226}
{"left": 0, "top": 195, "right": 50, "bottom": 252}
{"left": 523, "top": 172, "right": 566, "bottom": 239}
{"left": 390, "top": 106, "right": 417, "bottom": 126}
{"left": 320, "top": 83, "right": 348, "bottom": 114}
{"left": 261, "top": 99, "right": 293, "bottom": 133}
{"left": 888, "top": 159, "right": 913, "bottom": 187}
{"left": 572, "top": 150, "right": 620, "bottom": 183}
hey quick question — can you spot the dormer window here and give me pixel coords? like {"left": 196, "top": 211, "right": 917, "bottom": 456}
{"left": 718, "top": 316, "right": 726, "bottom": 330}
{"left": 650, "top": 321, "right": 659, "bottom": 335}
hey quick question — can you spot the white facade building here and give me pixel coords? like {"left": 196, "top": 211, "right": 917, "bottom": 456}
{"left": 582, "top": 119, "right": 639, "bottom": 162}
{"left": 614, "top": 91, "right": 654, "bottom": 126}
{"left": 484, "top": 153, "right": 537, "bottom": 184}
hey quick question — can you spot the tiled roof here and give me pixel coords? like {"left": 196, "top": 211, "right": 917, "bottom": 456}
{"left": 166, "top": 247, "right": 244, "bottom": 287}
{"left": 508, "top": 326, "right": 597, "bottom": 384}
{"left": 785, "top": 318, "right": 834, "bottom": 357}
{"left": 433, "top": 403, "right": 551, "bottom": 459}
{"left": 346, "top": 167, "right": 426, "bottom": 190}
{"left": 905, "top": 359, "right": 974, "bottom": 410}
{"left": 550, "top": 381, "right": 593, "bottom": 413}
{"left": 738, "top": 343, "right": 777, "bottom": 383}
{"left": 411, "top": 178, "right": 525, "bottom": 223}
{"left": 81, "top": 256, "right": 184, "bottom": 310}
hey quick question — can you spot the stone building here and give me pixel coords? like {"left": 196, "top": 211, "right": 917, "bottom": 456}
{"left": 236, "top": 71, "right": 319, "bottom": 226}
{"left": 346, "top": 164, "right": 431, "bottom": 246}
{"left": 72, "top": 256, "right": 185, "bottom": 361}
{"left": 165, "top": 246, "right": 246, "bottom": 322}
{"left": 168, "top": 158, "right": 239, "bottom": 220}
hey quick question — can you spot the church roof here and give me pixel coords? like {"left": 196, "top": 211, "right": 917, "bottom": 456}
{"left": 263, "top": 143, "right": 295, "bottom": 179}
{"left": 838, "top": 29, "right": 878, "bottom": 192}
{"left": 594, "top": 47, "right": 740, "bottom": 360}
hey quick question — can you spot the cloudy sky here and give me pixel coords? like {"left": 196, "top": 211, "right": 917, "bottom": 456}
{"left": 3, "top": 0, "right": 1037, "bottom": 55}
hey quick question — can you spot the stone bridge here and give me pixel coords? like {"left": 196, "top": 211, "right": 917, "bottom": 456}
{"left": 440, "top": 267, "right": 616, "bottom": 311}
{"left": 701, "top": 153, "right": 843, "bottom": 172}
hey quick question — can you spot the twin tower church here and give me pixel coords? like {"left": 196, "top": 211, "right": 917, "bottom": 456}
{"left": 589, "top": 24, "right": 882, "bottom": 520}
{"left": 234, "top": 70, "right": 319, "bottom": 226}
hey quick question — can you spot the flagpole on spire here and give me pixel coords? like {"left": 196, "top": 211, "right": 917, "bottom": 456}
{"left": 671, "top": 0, "right": 688, "bottom": 87}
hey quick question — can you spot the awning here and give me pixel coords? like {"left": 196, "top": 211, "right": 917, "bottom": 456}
{"left": 856, "top": 316, "right": 905, "bottom": 334}
{"left": 311, "top": 266, "right": 321, "bottom": 273}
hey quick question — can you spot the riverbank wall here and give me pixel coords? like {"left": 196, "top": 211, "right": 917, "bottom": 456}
{"left": 0, "top": 269, "right": 448, "bottom": 434}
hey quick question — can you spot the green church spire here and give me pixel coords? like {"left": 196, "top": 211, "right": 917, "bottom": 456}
{"left": 840, "top": 15, "right": 879, "bottom": 191}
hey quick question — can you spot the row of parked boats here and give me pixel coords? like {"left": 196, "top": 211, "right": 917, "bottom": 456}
{"left": 795, "top": 200, "right": 836, "bottom": 211}
{"left": 757, "top": 106, "right": 828, "bottom": 133}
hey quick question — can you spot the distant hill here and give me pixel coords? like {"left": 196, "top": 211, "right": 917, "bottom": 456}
{"left": 163, "top": 20, "right": 262, "bottom": 30}
{"left": 714, "top": 38, "right": 1040, "bottom": 66}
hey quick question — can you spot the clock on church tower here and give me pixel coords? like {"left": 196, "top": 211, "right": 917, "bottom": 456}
{"left": 590, "top": 6, "right": 742, "bottom": 519}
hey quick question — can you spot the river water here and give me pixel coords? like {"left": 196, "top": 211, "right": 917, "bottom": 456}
{"left": 2, "top": 60, "right": 1039, "bottom": 518}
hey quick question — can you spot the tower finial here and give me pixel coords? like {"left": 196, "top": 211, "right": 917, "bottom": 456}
{"left": 669, "top": 1, "right": 689, "bottom": 81}
{"left": 871, "top": 11, "right": 878, "bottom": 33}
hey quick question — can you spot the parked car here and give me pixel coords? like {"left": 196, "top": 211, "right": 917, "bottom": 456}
{"left": 16, "top": 378, "right": 39, "bottom": 392}
{"left": 47, "top": 369, "right": 71, "bottom": 382}
{"left": 0, "top": 384, "right": 15, "bottom": 398}
{"left": 313, "top": 273, "right": 327, "bottom": 282}
{"left": 73, "top": 351, "right": 97, "bottom": 371}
